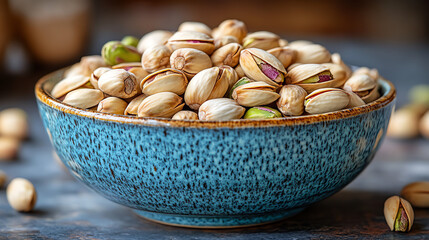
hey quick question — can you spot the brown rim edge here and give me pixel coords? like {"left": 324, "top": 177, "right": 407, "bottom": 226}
{"left": 35, "top": 67, "right": 396, "bottom": 129}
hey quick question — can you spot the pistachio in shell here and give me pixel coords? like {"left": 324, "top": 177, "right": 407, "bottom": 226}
{"left": 401, "top": 181, "right": 429, "bottom": 208}
{"left": 211, "top": 43, "right": 242, "bottom": 67}
{"left": 80, "top": 55, "right": 109, "bottom": 77}
{"left": 268, "top": 47, "right": 296, "bottom": 68}
{"left": 137, "top": 92, "right": 184, "bottom": 118}
{"left": 124, "top": 94, "right": 147, "bottom": 115}
{"left": 294, "top": 44, "right": 331, "bottom": 64}
{"left": 167, "top": 31, "right": 215, "bottom": 55}
{"left": 243, "top": 106, "right": 282, "bottom": 119}
{"left": 140, "top": 68, "right": 188, "bottom": 95}
{"left": 97, "top": 97, "right": 128, "bottom": 115}
{"left": 141, "top": 45, "right": 172, "bottom": 73}
{"left": 63, "top": 89, "right": 104, "bottom": 109}
{"left": 386, "top": 105, "right": 426, "bottom": 139}
{"left": 384, "top": 196, "right": 414, "bottom": 232}
{"left": 213, "top": 19, "right": 247, "bottom": 43}
{"left": 239, "top": 48, "right": 286, "bottom": 87}
{"left": 0, "top": 137, "right": 20, "bottom": 161}
{"left": 322, "top": 63, "right": 348, "bottom": 88}
{"left": 170, "top": 48, "right": 212, "bottom": 79}
{"left": 232, "top": 81, "right": 280, "bottom": 107}
{"left": 112, "top": 63, "right": 149, "bottom": 91}
{"left": 243, "top": 31, "right": 280, "bottom": 50}
{"left": 90, "top": 67, "right": 111, "bottom": 89}
{"left": 304, "top": 88, "right": 350, "bottom": 114}
{"left": 0, "top": 108, "right": 28, "bottom": 140}
{"left": 331, "top": 53, "right": 352, "bottom": 79}
{"left": 286, "top": 64, "right": 335, "bottom": 93}
{"left": 51, "top": 75, "right": 90, "bottom": 98}
{"left": 172, "top": 110, "right": 199, "bottom": 120}
{"left": 214, "top": 35, "right": 239, "bottom": 49}
{"left": 235, "top": 64, "right": 245, "bottom": 78}
{"left": 137, "top": 30, "right": 173, "bottom": 53}
{"left": 278, "top": 39, "right": 288, "bottom": 47}
{"left": 343, "top": 74, "right": 378, "bottom": 103}
{"left": 277, "top": 85, "right": 307, "bottom": 116}
{"left": 227, "top": 77, "right": 253, "bottom": 98}
{"left": 344, "top": 90, "right": 365, "bottom": 108}
{"left": 178, "top": 22, "right": 212, "bottom": 36}
{"left": 288, "top": 40, "right": 313, "bottom": 49}
{"left": 98, "top": 69, "right": 139, "bottom": 98}
{"left": 353, "top": 67, "right": 379, "bottom": 81}
{"left": 101, "top": 41, "right": 141, "bottom": 65}
{"left": 198, "top": 98, "right": 245, "bottom": 121}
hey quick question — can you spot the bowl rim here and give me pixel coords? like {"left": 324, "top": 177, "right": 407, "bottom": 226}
{"left": 35, "top": 67, "right": 396, "bottom": 128}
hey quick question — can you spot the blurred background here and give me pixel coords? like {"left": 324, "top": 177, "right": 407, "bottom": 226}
{"left": 0, "top": 0, "right": 428, "bottom": 104}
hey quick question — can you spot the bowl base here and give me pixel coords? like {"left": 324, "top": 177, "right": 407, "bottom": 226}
{"left": 133, "top": 208, "right": 305, "bottom": 229}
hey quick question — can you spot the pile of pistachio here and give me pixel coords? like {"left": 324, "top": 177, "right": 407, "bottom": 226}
{"left": 54, "top": 19, "right": 380, "bottom": 120}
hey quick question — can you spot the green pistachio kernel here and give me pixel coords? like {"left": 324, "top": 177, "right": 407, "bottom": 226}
{"left": 394, "top": 205, "right": 409, "bottom": 232}
{"left": 101, "top": 41, "right": 142, "bottom": 66}
{"left": 301, "top": 70, "right": 333, "bottom": 83}
{"left": 227, "top": 77, "right": 252, "bottom": 98}
{"left": 244, "top": 106, "right": 282, "bottom": 119}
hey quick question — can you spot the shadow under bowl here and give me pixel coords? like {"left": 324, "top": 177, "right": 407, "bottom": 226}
{"left": 35, "top": 68, "right": 396, "bottom": 228}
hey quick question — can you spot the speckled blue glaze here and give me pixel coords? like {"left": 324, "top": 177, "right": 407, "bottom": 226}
{"left": 36, "top": 73, "right": 394, "bottom": 228}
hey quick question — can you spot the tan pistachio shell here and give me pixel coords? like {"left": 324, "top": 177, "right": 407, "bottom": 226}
{"left": 211, "top": 43, "right": 242, "bottom": 67}
{"left": 278, "top": 39, "right": 288, "bottom": 47}
{"left": 286, "top": 64, "right": 337, "bottom": 93}
{"left": 0, "top": 137, "right": 20, "bottom": 160}
{"left": 172, "top": 110, "right": 199, "bottom": 120}
{"left": 63, "top": 89, "right": 104, "bottom": 109}
{"left": 322, "top": 63, "right": 347, "bottom": 88}
{"left": 214, "top": 35, "right": 239, "bottom": 49}
{"left": 168, "top": 31, "right": 215, "bottom": 55}
{"left": 213, "top": 19, "right": 247, "bottom": 43}
{"left": 90, "top": 67, "right": 111, "bottom": 89}
{"left": 277, "top": 85, "right": 307, "bottom": 116}
{"left": 221, "top": 65, "right": 239, "bottom": 89}
{"left": 51, "top": 75, "right": 90, "bottom": 98}
{"left": 198, "top": 98, "right": 245, "bottom": 121}
{"left": 98, "top": 69, "right": 139, "bottom": 98}
{"left": 240, "top": 48, "right": 287, "bottom": 87}
{"left": 288, "top": 40, "right": 313, "bottom": 49}
{"left": 353, "top": 67, "right": 379, "bottom": 80}
{"left": 401, "top": 182, "right": 429, "bottom": 208}
{"left": 344, "top": 90, "right": 365, "bottom": 108}
{"left": 384, "top": 196, "right": 414, "bottom": 232}
{"left": 0, "top": 108, "right": 28, "bottom": 140}
{"left": 124, "top": 94, "right": 147, "bottom": 115}
{"left": 140, "top": 68, "right": 188, "bottom": 95}
{"left": 97, "top": 97, "right": 128, "bottom": 115}
{"left": 137, "top": 92, "right": 184, "bottom": 118}
{"left": 6, "top": 178, "right": 37, "bottom": 212}
{"left": 344, "top": 74, "right": 377, "bottom": 92}
{"left": 235, "top": 64, "right": 245, "bottom": 78}
{"left": 178, "top": 22, "right": 212, "bottom": 36}
{"left": 331, "top": 53, "right": 352, "bottom": 79}
{"left": 361, "top": 86, "right": 380, "bottom": 103}
{"left": 287, "top": 63, "right": 302, "bottom": 71}
{"left": 170, "top": 48, "right": 212, "bottom": 79}
{"left": 268, "top": 47, "right": 296, "bottom": 68}
{"left": 184, "top": 67, "right": 231, "bottom": 110}
{"left": 294, "top": 44, "right": 331, "bottom": 64}
{"left": 111, "top": 63, "right": 149, "bottom": 90}
{"left": 304, "top": 88, "right": 349, "bottom": 114}
{"left": 64, "top": 62, "right": 83, "bottom": 78}
{"left": 80, "top": 55, "right": 108, "bottom": 77}
{"left": 242, "top": 31, "right": 280, "bottom": 50}
{"left": 232, "top": 81, "right": 280, "bottom": 107}
{"left": 137, "top": 30, "right": 173, "bottom": 53}
{"left": 141, "top": 45, "right": 172, "bottom": 73}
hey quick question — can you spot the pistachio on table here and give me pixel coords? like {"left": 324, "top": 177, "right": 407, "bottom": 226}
{"left": 242, "top": 31, "right": 280, "bottom": 50}
{"left": 211, "top": 43, "right": 242, "bottom": 67}
{"left": 0, "top": 170, "right": 6, "bottom": 188}
{"left": 137, "top": 92, "right": 184, "bottom": 118}
{"left": 141, "top": 45, "right": 172, "bottom": 73}
{"left": 7, "top": 178, "right": 37, "bottom": 212}
{"left": 401, "top": 181, "right": 429, "bottom": 208}
{"left": 304, "top": 88, "right": 350, "bottom": 114}
{"left": 0, "top": 108, "right": 28, "bottom": 139}
{"left": 102, "top": 41, "right": 141, "bottom": 66}
{"left": 178, "top": 22, "right": 212, "bottom": 36}
{"left": 97, "top": 97, "right": 128, "bottom": 115}
{"left": 232, "top": 81, "right": 280, "bottom": 107}
{"left": 98, "top": 69, "right": 139, "bottom": 98}
{"left": 244, "top": 106, "right": 282, "bottom": 119}
{"left": 0, "top": 137, "right": 20, "bottom": 161}
{"left": 170, "top": 48, "right": 212, "bottom": 79}
{"left": 167, "top": 31, "right": 215, "bottom": 55}
{"left": 277, "top": 85, "right": 307, "bottom": 116}
{"left": 386, "top": 105, "right": 426, "bottom": 139}
{"left": 384, "top": 196, "right": 414, "bottom": 232}
{"left": 137, "top": 30, "right": 173, "bottom": 54}
{"left": 172, "top": 110, "right": 199, "bottom": 120}
{"left": 140, "top": 68, "right": 188, "bottom": 96}
{"left": 199, "top": 98, "right": 245, "bottom": 121}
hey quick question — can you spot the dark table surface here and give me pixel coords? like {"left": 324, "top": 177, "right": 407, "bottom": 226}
{"left": 1, "top": 40, "right": 429, "bottom": 239}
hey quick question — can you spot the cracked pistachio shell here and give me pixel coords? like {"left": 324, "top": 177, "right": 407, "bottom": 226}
{"left": 90, "top": 67, "right": 111, "bottom": 89}
{"left": 124, "top": 94, "right": 147, "bottom": 115}
{"left": 286, "top": 64, "right": 336, "bottom": 93}
{"left": 344, "top": 90, "right": 365, "bottom": 108}
{"left": 220, "top": 65, "right": 239, "bottom": 89}
{"left": 178, "top": 22, "right": 212, "bottom": 36}
{"left": 279, "top": 39, "right": 288, "bottom": 47}
{"left": 304, "top": 88, "right": 349, "bottom": 114}
{"left": 101, "top": 41, "right": 141, "bottom": 65}
{"left": 211, "top": 43, "right": 242, "bottom": 67}
{"left": 80, "top": 55, "right": 109, "bottom": 77}
{"left": 137, "top": 30, "right": 173, "bottom": 53}
{"left": 7, "top": 178, "right": 37, "bottom": 212}
{"left": 168, "top": 31, "right": 215, "bottom": 55}
{"left": 0, "top": 170, "right": 6, "bottom": 188}
{"left": 63, "top": 89, "right": 104, "bottom": 109}
{"left": 184, "top": 67, "right": 231, "bottom": 110}
{"left": 294, "top": 44, "right": 331, "bottom": 64}
{"left": 243, "top": 31, "right": 280, "bottom": 50}
{"left": 353, "top": 67, "right": 379, "bottom": 80}
{"left": 51, "top": 75, "right": 90, "bottom": 98}
{"left": 137, "top": 92, "right": 184, "bottom": 118}
{"left": 268, "top": 47, "right": 296, "bottom": 68}
{"left": 421, "top": 111, "right": 429, "bottom": 139}
{"left": 235, "top": 64, "right": 245, "bottom": 78}
{"left": 384, "top": 196, "right": 414, "bottom": 232}
{"left": 240, "top": 48, "right": 286, "bottom": 87}
{"left": 214, "top": 35, "right": 239, "bottom": 49}
{"left": 98, "top": 69, "right": 139, "bottom": 98}
{"left": 172, "top": 110, "right": 199, "bottom": 120}
{"left": 227, "top": 77, "right": 253, "bottom": 98}
{"left": 170, "top": 48, "right": 212, "bottom": 79}
{"left": 232, "top": 81, "right": 280, "bottom": 107}
{"left": 198, "top": 98, "right": 245, "bottom": 121}
{"left": 277, "top": 85, "right": 307, "bottom": 116}
{"left": 322, "top": 63, "right": 347, "bottom": 88}
{"left": 401, "top": 181, "right": 429, "bottom": 208}
{"left": 331, "top": 53, "right": 352, "bottom": 79}
{"left": 243, "top": 106, "right": 282, "bottom": 119}
{"left": 0, "top": 108, "right": 28, "bottom": 139}
{"left": 140, "top": 68, "right": 188, "bottom": 95}
{"left": 361, "top": 86, "right": 380, "bottom": 103}
{"left": 344, "top": 74, "right": 379, "bottom": 103}
{"left": 213, "top": 19, "right": 247, "bottom": 43}
{"left": 97, "top": 97, "right": 128, "bottom": 115}
{"left": 0, "top": 137, "right": 20, "bottom": 161}
{"left": 288, "top": 40, "right": 313, "bottom": 49}
{"left": 141, "top": 45, "right": 172, "bottom": 73}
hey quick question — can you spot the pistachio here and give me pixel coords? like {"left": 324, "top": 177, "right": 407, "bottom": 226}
{"left": 321, "top": 63, "right": 348, "bottom": 88}
{"left": 286, "top": 64, "right": 335, "bottom": 93}
{"left": 170, "top": 48, "right": 212, "bottom": 79}
{"left": 268, "top": 47, "right": 296, "bottom": 68}
{"left": 172, "top": 110, "right": 199, "bottom": 120}
{"left": 64, "top": 62, "right": 83, "bottom": 78}
{"left": 63, "top": 89, "right": 104, "bottom": 109}
{"left": 51, "top": 75, "right": 90, "bottom": 98}
{"left": 90, "top": 67, "right": 111, "bottom": 89}
{"left": 124, "top": 94, "right": 147, "bottom": 115}
{"left": 331, "top": 53, "right": 352, "bottom": 79}
{"left": 344, "top": 90, "right": 365, "bottom": 108}
{"left": 401, "top": 182, "right": 429, "bottom": 208}
{"left": 97, "top": 97, "right": 128, "bottom": 115}
{"left": 7, "top": 178, "right": 37, "bottom": 212}
{"left": 213, "top": 19, "right": 247, "bottom": 43}
{"left": 0, "top": 137, "right": 20, "bottom": 161}
{"left": 0, "top": 170, "right": 6, "bottom": 188}
{"left": 278, "top": 39, "right": 288, "bottom": 47}
{"left": 121, "top": 35, "right": 139, "bottom": 47}
{"left": 353, "top": 67, "right": 379, "bottom": 80}
{"left": 211, "top": 43, "right": 242, "bottom": 67}
{"left": 140, "top": 68, "right": 188, "bottom": 95}
{"left": 0, "top": 108, "right": 28, "bottom": 139}
{"left": 184, "top": 67, "right": 231, "bottom": 110}
{"left": 240, "top": 48, "right": 286, "bottom": 87}
{"left": 410, "top": 85, "right": 429, "bottom": 107}
{"left": 199, "top": 98, "right": 245, "bottom": 121}
{"left": 141, "top": 45, "right": 172, "bottom": 73}
{"left": 343, "top": 74, "right": 379, "bottom": 103}
{"left": 112, "top": 63, "right": 149, "bottom": 88}
{"left": 288, "top": 40, "right": 313, "bottom": 49}
{"left": 232, "top": 81, "right": 280, "bottom": 107}
{"left": 168, "top": 31, "right": 215, "bottom": 55}
{"left": 214, "top": 35, "right": 239, "bottom": 49}
{"left": 277, "top": 85, "right": 307, "bottom": 116}
{"left": 294, "top": 44, "right": 331, "bottom": 64}
{"left": 235, "top": 64, "right": 245, "bottom": 78}
{"left": 304, "top": 88, "right": 350, "bottom": 114}
{"left": 420, "top": 111, "right": 429, "bottom": 139}
{"left": 227, "top": 77, "right": 253, "bottom": 98}
{"left": 384, "top": 196, "right": 414, "bottom": 232}
{"left": 244, "top": 106, "right": 282, "bottom": 119}
{"left": 386, "top": 105, "right": 426, "bottom": 139}
{"left": 221, "top": 65, "right": 239, "bottom": 89}
{"left": 242, "top": 31, "right": 280, "bottom": 50}
{"left": 98, "top": 69, "right": 139, "bottom": 98}
{"left": 178, "top": 22, "right": 212, "bottom": 36}
{"left": 101, "top": 41, "right": 141, "bottom": 65}
{"left": 137, "top": 30, "right": 173, "bottom": 53}
{"left": 287, "top": 63, "right": 302, "bottom": 71}
{"left": 137, "top": 92, "right": 184, "bottom": 118}
{"left": 80, "top": 55, "right": 109, "bottom": 77}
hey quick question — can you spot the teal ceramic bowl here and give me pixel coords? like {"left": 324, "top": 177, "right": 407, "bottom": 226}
{"left": 35, "top": 68, "right": 395, "bottom": 228}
